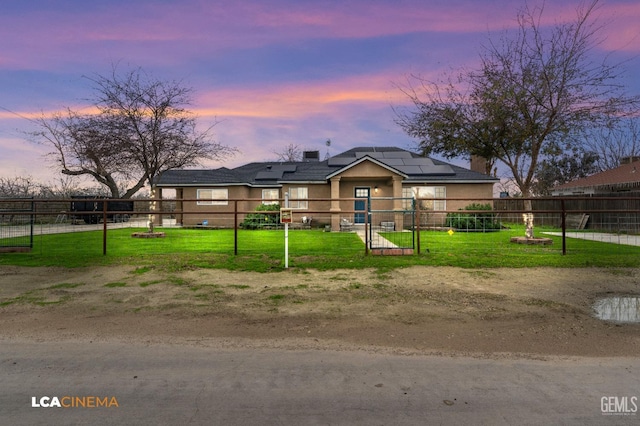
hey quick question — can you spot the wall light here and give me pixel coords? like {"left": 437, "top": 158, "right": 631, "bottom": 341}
{"left": 374, "top": 186, "right": 379, "bottom": 193}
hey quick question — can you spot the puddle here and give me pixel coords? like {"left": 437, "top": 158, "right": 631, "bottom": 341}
{"left": 593, "top": 296, "right": 640, "bottom": 323}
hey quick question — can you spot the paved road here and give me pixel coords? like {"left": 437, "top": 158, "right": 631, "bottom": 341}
{"left": 1, "top": 339, "right": 638, "bottom": 425}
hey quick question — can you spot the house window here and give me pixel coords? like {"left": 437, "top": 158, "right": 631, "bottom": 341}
{"left": 197, "top": 188, "right": 228, "bottom": 205}
{"left": 288, "top": 187, "right": 308, "bottom": 209}
{"left": 402, "top": 186, "right": 446, "bottom": 210}
{"left": 262, "top": 189, "right": 280, "bottom": 205}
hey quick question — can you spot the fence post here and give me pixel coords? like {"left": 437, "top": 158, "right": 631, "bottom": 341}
{"left": 561, "top": 198, "right": 566, "bottom": 256}
{"left": 234, "top": 200, "right": 238, "bottom": 256}
{"left": 364, "top": 197, "right": 369, "bottom": 255}
{"left": 30, "top": 198, "right": 35, "bottom": 249}
{"left": 415, "top": 198, "right": 420, "bottom": 254}
{"left": 103, "top": 199, "right": 108, "bottom": 256}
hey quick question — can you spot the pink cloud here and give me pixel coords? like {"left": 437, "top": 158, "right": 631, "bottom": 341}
{"left": 2, "top": 0, "right": 637, "bottom": 72}
{"left": 193, "top": 70, "right": 413, "bottom": 121}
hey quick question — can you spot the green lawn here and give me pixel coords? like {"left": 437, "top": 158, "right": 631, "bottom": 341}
{"left": 1, "top": 225, "right": 639, "bottom": 270}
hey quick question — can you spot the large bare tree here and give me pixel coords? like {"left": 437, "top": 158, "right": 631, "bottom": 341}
{"left": 396, "top": 0, "right": 638, "bottom": 237}
{"left": 33, "top": 66, "right": 235, "bottom": 199}
{"left": 585, "top": 117, "right": 640, "bottom": 171}
{"left": 272, "top": 143, "right": 303, "bottom": 162}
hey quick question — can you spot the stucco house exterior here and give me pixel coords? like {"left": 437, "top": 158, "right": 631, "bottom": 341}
{"left": 552, "top": 159, "right": 640, "bottom": 196}
{"left": 154, "top": 146, "right": 498, "bottom": 230}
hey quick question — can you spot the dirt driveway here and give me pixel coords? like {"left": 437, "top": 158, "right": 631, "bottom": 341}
{"left": 1, "top": 265, "right": 639, "bottom": 358}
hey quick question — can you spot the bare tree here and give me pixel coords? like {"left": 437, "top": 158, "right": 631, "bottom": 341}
{"left": 33, "top": 66, "right": 236, "bottom": 200}
{"left": 34, "top": 109, "right": 131, "bottom": 198}
{"left": 272, "top": 143, "right": 303, "bottom": 162}
{"left": 585, "top": 118, "right": 640, "bottom": 171}
{"left": 0, "top": 175, "right": 39, "bottom": 198}
{"left": 396, "top": 0, "right": 639, "bottom": 237}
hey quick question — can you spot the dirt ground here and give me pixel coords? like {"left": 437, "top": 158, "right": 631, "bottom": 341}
{"left": 1, "top": 265, "right": 639, "bottom": 358}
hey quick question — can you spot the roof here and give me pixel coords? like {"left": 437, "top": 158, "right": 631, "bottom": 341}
{"left": 155, "top": 146, "right": 498, "bottom": 187}
{"left": 554, "top": 160, "right": 640, "bottom": 193}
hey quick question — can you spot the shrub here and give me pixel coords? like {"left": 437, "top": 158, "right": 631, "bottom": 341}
{"left": 241, "top": 203, "right": 281, "bottom": 229}
{"left": 445, "top": 203, "right": 501, "bottom": 230}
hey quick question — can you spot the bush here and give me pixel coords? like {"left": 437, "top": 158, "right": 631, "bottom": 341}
{"left": 445, "top": 203, "right": 501, "bottom": 231}
{"left": 241, "top": 203, "right": 281, "bottom": 229}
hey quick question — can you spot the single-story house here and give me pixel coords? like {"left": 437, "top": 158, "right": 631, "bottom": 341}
{"left": 154, "top": 146, "right": 498, "bottom": 230}
{"left": 552, "top": 159, "right": 640, "bottom": 196}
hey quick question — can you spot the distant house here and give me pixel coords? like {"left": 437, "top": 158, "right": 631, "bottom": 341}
{"left": 154, "top": 146, "right": 498, "bottom": 230}
{"left": 552, "top": 159, "right": 640, "bottom": 196}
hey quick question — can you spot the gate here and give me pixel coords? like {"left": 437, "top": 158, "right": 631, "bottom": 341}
{"left": 0, "top": 198, "right": 34, "bottom": 252}
{"left": 367, "top": 196, "right": 415, "bottom": 253}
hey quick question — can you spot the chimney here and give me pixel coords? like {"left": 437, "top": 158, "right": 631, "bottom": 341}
{"left": 302, "top": 151, "right": 320, "bottom": 162}
{"left": 470, "top": 155, "right": 491, "bottom": 175}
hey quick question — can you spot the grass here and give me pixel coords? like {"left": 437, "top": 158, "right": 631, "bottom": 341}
{"left": 1, "top": 225, "right": 639, "bottom": 270}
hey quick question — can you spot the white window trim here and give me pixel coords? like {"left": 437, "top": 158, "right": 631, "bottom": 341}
{"left": 288, "top": 186, "right": 308, "bottom": 209}
{"left": 197, "top": 188, "right": 228, "bottom": 206}
{"left": 261, "top": 189, "right": 280, "bottom": 205}
{"left": 403, "top": 186, "right": 446, "bottom": 211}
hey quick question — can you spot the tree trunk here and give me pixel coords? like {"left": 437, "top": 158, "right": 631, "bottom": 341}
{"left": 523, "top": 198, "right": 534, "bottom": 238}
{"left": 148, "top": 186, "right": 155, "bottom": 233}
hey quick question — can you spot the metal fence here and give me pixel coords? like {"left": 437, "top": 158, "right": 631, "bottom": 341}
{"left": 0, "top": 196, "right": 639, "bottom": 258}
{"left": 0, "top": 198, "right": 34, "bottom": 252}
{"left": 493, "top": 196, "right": 640, "bottom": 233}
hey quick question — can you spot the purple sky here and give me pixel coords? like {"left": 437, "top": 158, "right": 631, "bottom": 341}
{"left": 1, "top": 0, "right": 639, "bottom": 184}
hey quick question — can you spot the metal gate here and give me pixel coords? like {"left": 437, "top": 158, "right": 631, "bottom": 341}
{"left": 367, "top": 196, "right": 415, "bottom": 252}
{"left": 0, "top": 198, "right": 34, "bottom": 252}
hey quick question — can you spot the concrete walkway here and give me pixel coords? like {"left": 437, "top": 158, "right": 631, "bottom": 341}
{"left": 543, "top": 231, "right": 640, "bottom": 247}
{"left": 353, "top": 227, "right": 399, "bottom": 248}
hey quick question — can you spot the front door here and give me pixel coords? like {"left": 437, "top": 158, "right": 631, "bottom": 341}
{"left": 354, "top": 187, "right": 370, "bottom": 224}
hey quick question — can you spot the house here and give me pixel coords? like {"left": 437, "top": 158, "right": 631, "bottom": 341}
{"left": 552, "top": 159, "right": 640, "bottom": 196}
{"left": 154, "top": 146, "right": 498, "bottom": 230}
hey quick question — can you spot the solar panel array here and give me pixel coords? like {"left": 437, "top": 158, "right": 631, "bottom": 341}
{"left": 255, "top": 165, "right": 298, "bottom": 180}
{"left": 328, "top": 151, "right": 454, "bottom": 175}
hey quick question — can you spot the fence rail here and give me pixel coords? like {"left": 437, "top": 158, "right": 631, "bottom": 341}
{"left": 1, "top": 196, "right": 639, "bottom": 257}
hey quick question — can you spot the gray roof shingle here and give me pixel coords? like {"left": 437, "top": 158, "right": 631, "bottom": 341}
{"left": 155, "top": 147, "right": 498, "bottom": 187}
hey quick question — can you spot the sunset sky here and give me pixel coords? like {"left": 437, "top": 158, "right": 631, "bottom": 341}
{"left": 1, "top": 0, "right": 639, "bottom": 184}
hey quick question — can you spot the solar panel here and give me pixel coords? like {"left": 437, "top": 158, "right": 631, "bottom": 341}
{"left": 402, "top": 158, "right": 434, "bottom": 166}
{"left": 255, "top": 171, "right": 283, "bottom": 180}
{"left": 355, "top": 151, "right": 384, "bottom": 158}
{"left": 381, "top": 151, "right": 412, "bottom": 159}
{"left": 272, "top": 165, "right": 297, "bottom": 172}
{"left": 396, "top": 166, "right": 423, "bottom": 174}
{"left": 327, "top": 157, "right": 354, "bottom": 166}
{"left": 380, "top": 158, "right": 405, "bottom": 166}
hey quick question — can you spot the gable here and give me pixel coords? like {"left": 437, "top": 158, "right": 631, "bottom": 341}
{"left": 327, "top": 156, "right": 406, "bottom": 179}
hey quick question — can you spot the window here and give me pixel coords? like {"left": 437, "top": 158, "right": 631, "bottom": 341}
{"left": 402, "top": 186, "right": 446, "bottom": 210}
{"left": 288, "top": 187, "right": 308, "bottom": 209}
{"left": 197, "top": 188, "right": 228, "bottom": 205}
{"left": 262, "top": 189, "right": 280, "bottom": 205}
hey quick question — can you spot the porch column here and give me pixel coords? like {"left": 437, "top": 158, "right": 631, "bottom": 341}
{"left": 176, "top": 188, "right": 183, "bottom": 226}
{"left": 153, "top": 187, "right": 163, "bottom": 226}
{"left": 330, "top": 177, "right": 342, "bottom": 231}
{"left": 392, "top": 176, "right": 404, "bottom": 230}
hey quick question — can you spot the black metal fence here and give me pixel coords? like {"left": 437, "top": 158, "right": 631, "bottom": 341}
{"left": 0, "top": 198, "right": 34, "bottom": 252}
{"left": 0, "top": 195, "right": 639, "bottom": 256}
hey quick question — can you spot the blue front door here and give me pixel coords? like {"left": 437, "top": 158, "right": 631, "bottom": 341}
{"left": 354, "top": 187, "right": 370, "bottom": 224}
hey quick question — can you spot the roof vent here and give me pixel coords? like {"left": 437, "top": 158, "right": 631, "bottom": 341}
{"left": 303, "top": 151, "right": 320, "bottom": 162}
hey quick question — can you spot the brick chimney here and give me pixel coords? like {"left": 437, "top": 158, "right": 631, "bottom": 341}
{"left": 470, "top": 155, "right": 491, "bottom": 175}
